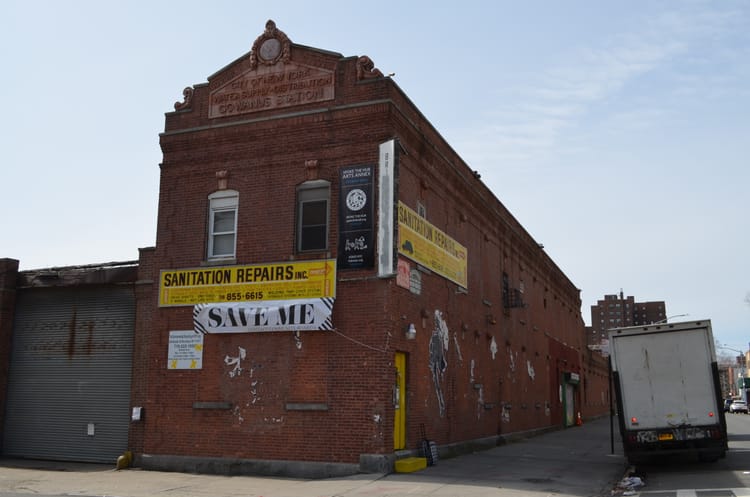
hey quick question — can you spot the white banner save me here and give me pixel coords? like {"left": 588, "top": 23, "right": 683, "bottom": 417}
{"left": 193, "top": 298, "right": 334, "bottom": 334}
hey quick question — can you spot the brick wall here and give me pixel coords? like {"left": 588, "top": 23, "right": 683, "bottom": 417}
{"left": 385, "top": 83, "right": 599, "bottom": 442}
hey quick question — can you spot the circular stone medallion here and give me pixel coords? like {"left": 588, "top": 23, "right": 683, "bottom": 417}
{"left": 259, "top": 38, "right": 281, "bottom": 61}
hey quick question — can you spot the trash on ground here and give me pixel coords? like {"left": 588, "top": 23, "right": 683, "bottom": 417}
{"left": 617, "top": 475, "right": 645, "bottom": 490}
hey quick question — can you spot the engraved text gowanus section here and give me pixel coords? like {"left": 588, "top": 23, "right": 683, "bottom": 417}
{"left": 209, "top": 62, "right": 334, "bottom": 118}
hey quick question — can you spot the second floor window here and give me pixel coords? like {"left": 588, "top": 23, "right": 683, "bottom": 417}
{"left": 207, "top": 190, "right": 238, "bottom": 260}
{"left": 297, "top": 180, "right": 330, "bottom": 252}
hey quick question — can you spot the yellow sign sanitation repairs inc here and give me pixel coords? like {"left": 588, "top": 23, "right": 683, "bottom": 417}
{"left": 398, "top": 202, "right": 468, "bottom": 288}
{"left": 159, "top": 259, "right": 336, "bottom": 307}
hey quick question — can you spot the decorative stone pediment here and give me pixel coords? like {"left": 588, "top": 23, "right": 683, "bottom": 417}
{"left": 249, "top": 20, "right": 291, "bottom": 69}
{"left": 208, "top": 20, "right": 335, "bottom": 119}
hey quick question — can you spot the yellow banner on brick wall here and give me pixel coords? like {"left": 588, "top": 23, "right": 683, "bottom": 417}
{"left": 397, "top": 202, "right": 467, "bottom": 288}
{"left": 159, "top": 259, "right": 336, "bottom": 307}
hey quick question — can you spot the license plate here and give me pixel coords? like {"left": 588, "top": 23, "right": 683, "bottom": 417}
{"left": 658, "top": 433, "right": 674, "bottom": 441}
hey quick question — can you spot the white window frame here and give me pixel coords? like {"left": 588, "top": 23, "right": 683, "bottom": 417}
{"left": 207, "top": 190, "right": 238, "bottom": 260}
{"left": 296, "top": 180, "right": 330, "bottom": 252}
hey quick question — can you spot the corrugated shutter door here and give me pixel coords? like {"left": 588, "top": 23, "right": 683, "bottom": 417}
{"left": 3, "top": 285, "right": 135, "bottom": 463}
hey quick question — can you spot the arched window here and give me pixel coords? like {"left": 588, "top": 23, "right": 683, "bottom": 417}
{"left": 207, "top": 190, "right": 238, "bottom": 260}
{"left": 296, "top": 180, "right": 330, "bottom": 252}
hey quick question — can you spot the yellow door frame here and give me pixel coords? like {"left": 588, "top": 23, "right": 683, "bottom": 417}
{"left": 393, "top": 352, "right": 407, "bottom": 450}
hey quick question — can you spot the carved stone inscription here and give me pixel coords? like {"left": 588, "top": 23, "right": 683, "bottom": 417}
{"left": 209, "top": 62, "right": 334, "bottom": 118}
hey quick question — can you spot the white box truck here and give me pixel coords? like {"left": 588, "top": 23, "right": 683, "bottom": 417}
{"left": 608, "top": 320, "right": 728, "bottom": 463}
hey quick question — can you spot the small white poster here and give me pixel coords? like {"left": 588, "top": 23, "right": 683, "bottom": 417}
{"left": 168, "top": 330, "right": 204, "bottom": 369}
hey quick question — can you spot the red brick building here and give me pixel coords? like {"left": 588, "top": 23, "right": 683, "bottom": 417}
{"left": 1, "top": 21, "right": 609, "bottom": 476}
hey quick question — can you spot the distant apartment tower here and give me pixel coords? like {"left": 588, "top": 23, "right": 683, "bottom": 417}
{"left": 589, "top": 291, "right": 667, "bottom": 345}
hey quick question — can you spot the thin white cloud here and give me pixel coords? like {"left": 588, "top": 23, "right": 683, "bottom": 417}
{"left": 600, "top": 107, "right": 667, "bottom": 134}
{"left": 455, "top": 2, "right": 744, "bottom": 173}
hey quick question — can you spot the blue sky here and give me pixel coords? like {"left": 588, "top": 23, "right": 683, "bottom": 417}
{"left": 1, "top": 1, "right": 748, "bottom": 351}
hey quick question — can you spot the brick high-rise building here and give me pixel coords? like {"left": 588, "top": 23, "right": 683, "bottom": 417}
{"left": 589, "top": 291, "right": 667, "bottom": 345}
{"left": 632, "top": 300, "right": 668, "bottom": 326}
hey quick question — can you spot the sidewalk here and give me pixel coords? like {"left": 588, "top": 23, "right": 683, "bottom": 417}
{"left": 0, "top": 416, "right": 627, "bottom": 497}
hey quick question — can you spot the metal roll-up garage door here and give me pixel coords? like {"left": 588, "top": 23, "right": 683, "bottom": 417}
{"left": 3, "top": 284, "right": 135, "bottom": 463}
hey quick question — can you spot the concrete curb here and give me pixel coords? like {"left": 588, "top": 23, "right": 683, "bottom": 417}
{"left": 138, "top": 453, "right": 360, "bottom": 479}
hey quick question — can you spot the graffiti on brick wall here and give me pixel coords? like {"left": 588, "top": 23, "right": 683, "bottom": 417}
{"left": 429, "top": 310, "right": 449, "bottom": 417}
{"left": 370, "top": 404, "right": 385, "bottom": 442}
{"left": 224, "top": 345, "right": 265, "bottom": 424}
{"left": 527, "top": 360, "right": 536, "bottom": 381}
{"left": 507, "top": 347, "right": 519, "bottom": 384}
{"left": 501, "top": 403, "right": 511, "bottom": 423}
{"left": 453, "top": 333, "right": 463, "bottom": 363}
{"left": 225, "top": 346, "right": 246, "bottom": 378}
{"left": 476, "top": 384, "right": 484, "bottom": 420}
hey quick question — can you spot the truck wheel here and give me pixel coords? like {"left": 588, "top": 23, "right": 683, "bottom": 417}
{"left": 698, "top": 452, "right": 722, "bottom": 463}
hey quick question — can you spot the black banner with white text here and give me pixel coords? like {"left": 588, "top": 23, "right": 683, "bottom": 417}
{"left": 337, "top": 164, "right": 374, "bottom": 269}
